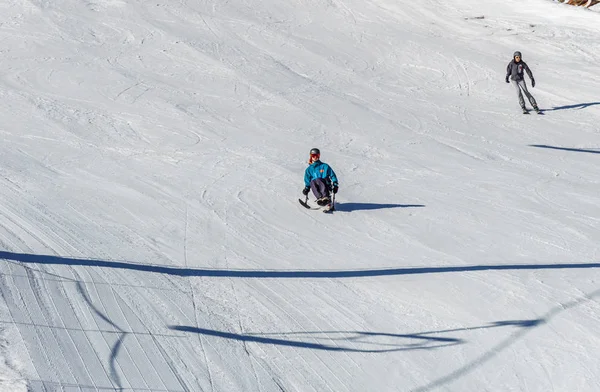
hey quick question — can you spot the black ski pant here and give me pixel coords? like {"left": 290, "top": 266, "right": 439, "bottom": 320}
{"left": 310, "top": 178, "right": 331, "bottom": 199}
{"left": 512, "top": 80, "right": 538, "bottom": 110}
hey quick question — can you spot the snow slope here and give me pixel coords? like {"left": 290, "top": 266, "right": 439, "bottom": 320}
{"left": 1, "top": 0, "right": 599, "bottom": 390}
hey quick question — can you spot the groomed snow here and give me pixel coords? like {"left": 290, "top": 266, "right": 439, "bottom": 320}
{"left": 1, "top": 0, "right": 599, "bottom": 391}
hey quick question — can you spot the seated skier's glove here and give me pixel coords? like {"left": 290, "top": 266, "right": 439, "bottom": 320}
{"left": 302, "top": 187, "right": 310, "bottom": 196}
{"left": 531, "top": 78, "right": 535, "bottom": 88}
{"left": 332, "top": 184, "right": 339, "bottom": 194}
{"left": 505, "top": 76, "right": 509, "bottom": 84}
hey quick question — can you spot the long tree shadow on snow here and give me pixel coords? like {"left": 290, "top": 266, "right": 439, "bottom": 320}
{"left": 334, "top": 202, "right": 425, "bottom": 212}
{"left": 414, "top": 289, "right": 600, "bottom": 392}
{"left": 529, "top": 144, "right": 600, "bottom": 155}
{"left": 543, "top": 102, "right": 600, "bottom": 111}
{"left": 169, "top": 320, "right": 540, "bottom": 353}
{"left": 168, "top": 326, "right": 463, "bottom": 353}
{"left": 263, "top": 319, "right": 542, "bottom": 340}
{"left": 2, "top": 251, "right": 600, "bottom": 279}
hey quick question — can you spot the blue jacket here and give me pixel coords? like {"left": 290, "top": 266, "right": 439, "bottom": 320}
{"left": 304, "top": 160, "right": 338, "bottom": 188}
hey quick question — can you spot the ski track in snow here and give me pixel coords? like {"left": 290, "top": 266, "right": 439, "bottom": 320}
{"left": 1, "top": 0, "right": 600, "bottom": 391}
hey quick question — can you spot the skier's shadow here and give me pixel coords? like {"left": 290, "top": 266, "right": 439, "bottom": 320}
{"left": 545, "top": 102, "right": 600, "bottom": 111}
{"left": 334, "top": 202, "right": 425, "bottom": 212}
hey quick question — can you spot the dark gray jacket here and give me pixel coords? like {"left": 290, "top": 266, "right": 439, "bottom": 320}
{"left": 506, "top": 60, "right": 534, "bottom": 82}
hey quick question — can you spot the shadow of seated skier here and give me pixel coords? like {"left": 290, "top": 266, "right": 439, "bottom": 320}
{"left": 302, "top": 148, "right": 339, "bottom": 211}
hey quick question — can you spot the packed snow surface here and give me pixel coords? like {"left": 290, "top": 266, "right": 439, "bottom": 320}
{"left": 1, "top": 0, "right": 599, "bottom": 390}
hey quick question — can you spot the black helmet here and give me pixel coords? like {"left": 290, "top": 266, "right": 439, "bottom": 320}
{"left": 513, "top": 51, "right": 522, "bottom": 58}
{"left": 309, "top": 148, "right": 320, "bottom": 156}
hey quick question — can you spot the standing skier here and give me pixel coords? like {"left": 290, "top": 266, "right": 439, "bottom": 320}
{"left": 302, "top": 148, "right": 339, "bottom": 209}
{"left": 505, "top": 51, "right": 540, "bottom": 114}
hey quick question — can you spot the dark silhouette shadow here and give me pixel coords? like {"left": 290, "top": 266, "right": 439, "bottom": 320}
{"left": 256, "top": 319, "right": 542, "bottom": 341}
{"left": 3, "top": 251, "right": 599, "bottom": 279}
{"left": 170, "top": 320, "right": 542, "bottom": 353}
{"left": 544, "top": 102, "right": 600, "bottom": 111}
{"left": 529, "top": 144, "right": 600, "bottom": 155}
{"left": 169, "top": 326, "right": 463, "bottom": 353}
{"left": 335, "top": 203, "right": 425, "bottom": 212}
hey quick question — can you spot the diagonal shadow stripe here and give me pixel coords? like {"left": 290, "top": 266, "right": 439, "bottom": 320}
{"left": 413, "top": 289, "right": 600, "bottom": 392}
{"left": 529, "top": 144, "right": 600, "bottom": 154}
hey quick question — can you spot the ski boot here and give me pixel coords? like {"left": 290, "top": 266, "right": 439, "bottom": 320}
{"left": 317, "top": 197, "right": 329, "bottom": 206}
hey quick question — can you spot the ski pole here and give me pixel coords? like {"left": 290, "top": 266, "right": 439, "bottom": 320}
{"left": 331, "top": 189, "right": 335, "bottom": 210}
